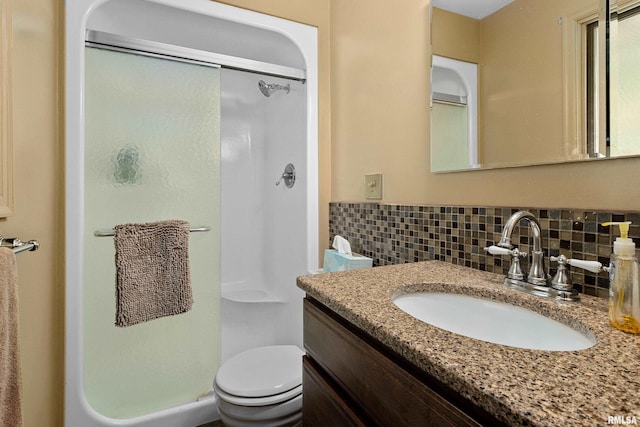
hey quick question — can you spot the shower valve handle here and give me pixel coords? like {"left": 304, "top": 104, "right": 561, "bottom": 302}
{"left": 275, "top": 172, "right": 293, "bottom": 186}
{"left": 275, "top": 163, "right": 296, "bottom": 188}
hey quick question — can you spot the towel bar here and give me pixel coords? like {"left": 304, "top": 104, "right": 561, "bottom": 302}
{"left": 0, "top": 237, "right": 40, "bottom": 254}
{"left": 94, "top": 225, "right": 211, "bottom": 237}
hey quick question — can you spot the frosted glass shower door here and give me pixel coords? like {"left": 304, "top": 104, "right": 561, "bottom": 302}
{"left": 84, "top": 47, "right": 220, "bottom": 419}
{"left": 431, "top": 102, "right": 470, "bottom": 172}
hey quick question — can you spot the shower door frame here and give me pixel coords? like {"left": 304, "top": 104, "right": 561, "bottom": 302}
{"left": 65, "top": 1, "right": 318, "bottom": 426}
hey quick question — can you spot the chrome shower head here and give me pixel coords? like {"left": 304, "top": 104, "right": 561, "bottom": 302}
{"left": 258, "top": 80, "right": 290, "bottom": 97}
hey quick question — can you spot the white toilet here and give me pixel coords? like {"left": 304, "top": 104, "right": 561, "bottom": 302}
{"left": 214, "top": 345, "right": 304, "bottom": 427}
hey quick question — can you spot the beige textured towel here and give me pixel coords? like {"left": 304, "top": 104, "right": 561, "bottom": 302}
{"left": 0, "top": 248, "right": 22, "bottom": 427}
{"left": 114, "top": 220, "right": 192, "bottom": 327}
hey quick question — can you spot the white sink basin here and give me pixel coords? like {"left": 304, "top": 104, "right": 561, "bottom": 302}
{"left": 392, "top": 292, "right": 596, "bottom": 351}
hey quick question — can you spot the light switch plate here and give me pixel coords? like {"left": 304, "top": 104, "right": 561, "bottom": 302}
{"left": 365, "top": 174, "right": 383, "bottom": 199}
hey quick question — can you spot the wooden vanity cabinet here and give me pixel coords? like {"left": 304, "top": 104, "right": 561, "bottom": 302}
{"left": 302, "top": 297, "right": 506, "bottom": 427}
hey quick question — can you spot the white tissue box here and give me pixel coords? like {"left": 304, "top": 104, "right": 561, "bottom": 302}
{"left": 323, "top": 249, "right": 373, "bottom": 272}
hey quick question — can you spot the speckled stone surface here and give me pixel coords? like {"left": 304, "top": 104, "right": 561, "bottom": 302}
{"left": 297, "top": 261, "right": 640, "bottom": 427}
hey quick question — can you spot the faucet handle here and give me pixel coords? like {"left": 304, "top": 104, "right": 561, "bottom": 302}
{"left": 550, "top": 255, "right": 603, "bottom": 273}
{"left": 567, "top": 259, "right": 603, "bottom": 273}
{"left": 550, "top": 255, "right": 603, "bottom": 292}
{"left": 485, "top": 246, "right": 527, "bottom": 281}
{"left": 484, "top": 245, "right": 527, "bottom": 257}
{"left": 550, "top": 255, "right": 572, "bottom": 291}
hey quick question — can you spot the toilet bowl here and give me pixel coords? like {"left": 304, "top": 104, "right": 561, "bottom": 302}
{"left": 214, "top": 345, "right": 304, "bottom": 427}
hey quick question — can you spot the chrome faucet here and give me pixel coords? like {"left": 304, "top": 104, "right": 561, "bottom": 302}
{"left": 485, "top": 210, "right": 586, "bottom": 302}
{"left": 497, "top": 210, "right": 548, "bottom": 286}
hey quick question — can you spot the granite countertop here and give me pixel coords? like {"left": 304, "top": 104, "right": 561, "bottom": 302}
{"left": 296, "top": 261, "right": 640, "bottom": 427}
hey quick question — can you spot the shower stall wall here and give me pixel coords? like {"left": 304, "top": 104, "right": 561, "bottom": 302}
{"left": 66, "top": 1, "right": 318, "bottom": 426}
{"left": 220, "top": 68, "right": 308, "bottom": 361}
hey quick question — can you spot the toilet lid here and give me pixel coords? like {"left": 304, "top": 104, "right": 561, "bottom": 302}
{"left": 215, "top": 345, "right": 304, "bottom": 398}
{"left": 215, "top": 383, "right": 302, "bottom": 407}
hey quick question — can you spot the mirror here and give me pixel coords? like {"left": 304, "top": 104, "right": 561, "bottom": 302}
{"left": 431, "top": 0, "right": 640, "bottom": 172}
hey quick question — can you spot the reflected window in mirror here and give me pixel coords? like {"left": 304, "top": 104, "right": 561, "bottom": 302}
{"left": 610, "top": 1, "right": 640, "bottom": 158}
{"left": 586, "top": 20, "right": 601, "bottom": 158}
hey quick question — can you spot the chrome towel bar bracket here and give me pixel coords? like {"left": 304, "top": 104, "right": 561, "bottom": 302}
{"left": 0, "top": 236, "right": 40, "bottom": 254}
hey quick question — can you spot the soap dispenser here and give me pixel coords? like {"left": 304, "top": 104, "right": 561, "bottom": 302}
{"left": 602, "top": 221, "right": 640, "bottom": 334}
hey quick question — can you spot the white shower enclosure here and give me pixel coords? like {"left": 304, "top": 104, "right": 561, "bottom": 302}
{"left": 431, "top": 55, "right": 479, "bottom": 172}
{"left": 220, "top": 68, "right": 310, "bottom": 361}
{"left": 65, "top": 1, "right": 318, "bottom": 426}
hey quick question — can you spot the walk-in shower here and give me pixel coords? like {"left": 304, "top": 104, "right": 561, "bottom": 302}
{"left": 65, "top": 1, "right": 318, "bottom": 426}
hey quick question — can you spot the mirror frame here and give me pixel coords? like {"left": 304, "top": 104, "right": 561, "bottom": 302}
{"left": 0, "top": 0, "right": 14, "bottom": 217}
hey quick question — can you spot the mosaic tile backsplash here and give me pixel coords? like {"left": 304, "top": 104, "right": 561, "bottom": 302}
{"left": 329, "top": 202, "right": 640, "bottom": 298}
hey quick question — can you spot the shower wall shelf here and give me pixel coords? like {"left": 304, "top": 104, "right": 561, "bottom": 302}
{"left": 94, "top": 225, "right": 211, "bottom": 237}
{"left": 221, "top": 282, "right": 285, "bottom": 304}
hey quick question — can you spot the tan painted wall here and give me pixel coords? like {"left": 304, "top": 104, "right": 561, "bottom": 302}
{"left": 480, "top": 0, "right": 561, "bottom": 166}
{"left": 331, "top": 0, "right": 431, "bottom": 204}
{"left": 479, "top": 0, "right": 599, "bottom": 167}
{"left": 330, "top": 0, "right": 640, "bottom": 212}
{"left": 6, "top": 0, "right": 64, "bottom": 426}
{"left": 431, "top": 7, "right": 480, "bottom": 63}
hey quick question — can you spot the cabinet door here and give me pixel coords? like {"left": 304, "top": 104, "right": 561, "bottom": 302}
{"left": 304, "top": 298, "right": 486, "bottom": 427}
{"left": 303, "top": 357, "right": 367, "bottom": 427}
